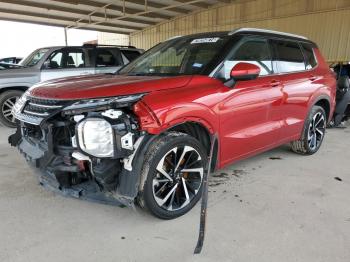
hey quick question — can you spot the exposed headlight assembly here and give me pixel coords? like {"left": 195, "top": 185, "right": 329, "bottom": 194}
{"left": 12, "top": 92, "right": 28, "bottom": 117}
{"left": 63, "top": 93, "right": 146, "bottom": 115}
{"left": 77, "top": 118, "right": 114, "bottom": 158}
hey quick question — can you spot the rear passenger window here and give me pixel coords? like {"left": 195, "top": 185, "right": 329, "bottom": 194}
{"left": 301, "top": 43, "right": 317, "bottom": 70}
{"left": 96, "top": 49, "right": 121, "bottom": 67}
{"left": 271, "top": 40, "right": 305, "bottom": 73}
{"left": 66, "top": 50, "right": 86, "bottom": 68}
{"left": 221, "top": 37, "right": 273, "bottom": 79}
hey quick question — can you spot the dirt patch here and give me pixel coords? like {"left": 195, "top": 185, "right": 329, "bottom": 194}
{"left": 269, "top": 157, "right": 283, "bottom": 160}
{"left": 212, "top": 172, "right": 229, "bottom": 178}
{"left": 231, "top": 169, "right": 248, "bottom": 178}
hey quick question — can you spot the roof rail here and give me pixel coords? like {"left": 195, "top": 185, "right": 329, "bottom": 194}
{"left": 164, "top": 35, "right": 183, "bottom": 42}
{"left": 82, "top": 43, "right": 137, "bottom": 49}
{"left": 228, "top": 28, "right": 308, "bottom": 40}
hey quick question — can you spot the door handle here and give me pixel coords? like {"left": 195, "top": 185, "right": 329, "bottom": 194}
{"left": 309, "top": 75, "right": 317, "bottom": 81}
{"left": 270, "top": 80, "right": 281, "bottom": 87}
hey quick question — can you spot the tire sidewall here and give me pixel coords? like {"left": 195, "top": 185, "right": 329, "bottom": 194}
{"left": 0, "top": 90, "right": 23, "bottom": 128}
{"left": 141, "top": 133, "right": 207, "bottom": 219}
{"left": 302, "top": 106, "right": 326, "bottom": 154}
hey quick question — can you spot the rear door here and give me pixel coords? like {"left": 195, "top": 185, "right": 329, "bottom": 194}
{"left": 218, "top": 36, "right": 284, "bottom": 165}
{"left": 40, "top": 48, "right": 94, "bottom": 82}
{"left": 94, "top": 48, "right": 124, "bottom": 74}
{"left": 270, "top": 39, "right": 318, "bottom": 140}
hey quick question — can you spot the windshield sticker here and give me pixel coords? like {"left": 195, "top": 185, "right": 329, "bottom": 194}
{"left": 192, "top": 63, "right": 203, "bottom": 68}
{"left": 191, "top": 37, "right": 220, "bottom": 44}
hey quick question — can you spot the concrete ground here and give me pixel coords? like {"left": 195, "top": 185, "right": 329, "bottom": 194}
{"left": 0, "top": 124, "right": 349, "bottom": 262}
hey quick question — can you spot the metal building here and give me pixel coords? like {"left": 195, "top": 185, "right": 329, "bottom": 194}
{"left": 0, "top": 0, "right": 349, "bottom": 62}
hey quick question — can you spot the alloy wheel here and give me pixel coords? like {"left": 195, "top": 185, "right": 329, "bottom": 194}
{"left": 2, "top": 96, "right": 19, "bottom": 124}
{"left": 152, "top": 145, "right": 204, "bottom": 211}
{"left": 307, "top": 112, "right": 326, "bottom": 151}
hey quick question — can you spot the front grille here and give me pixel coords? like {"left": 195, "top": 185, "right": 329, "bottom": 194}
{"left": 18, "top": 97, "right": 72, "bottom": 125}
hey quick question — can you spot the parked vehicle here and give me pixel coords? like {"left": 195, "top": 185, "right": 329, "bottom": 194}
{"left": 0, "top": 44, "right": 143, "bottom": 127}
{"left": 9, "top": 28, "right": 336, "bottom": 219}
{"left": 0, "top": 62, "right": 24, "bottom": 70}
{"left": 0, "top": 57, "right": 23, "bottom": 64}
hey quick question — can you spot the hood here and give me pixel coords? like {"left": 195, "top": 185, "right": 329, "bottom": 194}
{"left": 28, "top": 74, "right": 193, "bottom": 100}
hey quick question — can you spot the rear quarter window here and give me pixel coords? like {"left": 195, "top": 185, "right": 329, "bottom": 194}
{"left": 301, "top": 43, "right": 317, "bottom": 69}
{"left": 121, "top": 50, "right": 142, "bottom": 62}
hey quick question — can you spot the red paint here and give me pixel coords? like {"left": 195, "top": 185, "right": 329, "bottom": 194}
{"left": 30, "top": 47, "right": 336, "bottom": 169}
{"left": 230, "top": 62, "right": 261, "bottom": 79}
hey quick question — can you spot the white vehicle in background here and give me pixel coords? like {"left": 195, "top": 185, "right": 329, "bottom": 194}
{"left": 0, "top": 44, "right": 143, "bottom": 127}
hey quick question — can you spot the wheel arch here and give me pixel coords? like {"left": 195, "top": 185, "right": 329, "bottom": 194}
{"left": 311, "top": 95, "right": 331, "bottom": 121}
{"left": 0, "top": 86, "right": 28, "bottom": 95}
{"left": 167, "top": 121, "right": 219, "bottom": 172}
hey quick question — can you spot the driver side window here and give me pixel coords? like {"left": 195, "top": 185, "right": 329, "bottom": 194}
{"left": 45, "top": 51, "right": 64, "bottom": 69}
{"left": 220, "top": 37, "right": 273, "bottom": 80}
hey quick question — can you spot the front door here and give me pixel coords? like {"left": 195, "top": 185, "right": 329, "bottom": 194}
{"left": 218, "top": 36, "right": 284, "bottom": 166}
{"left": 40, "top": 48, "right": 94, "bottom": 82}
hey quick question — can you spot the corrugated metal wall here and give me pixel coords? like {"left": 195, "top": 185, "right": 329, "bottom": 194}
{"left": 130, "top": 0, "right": 350, "bottom": 62}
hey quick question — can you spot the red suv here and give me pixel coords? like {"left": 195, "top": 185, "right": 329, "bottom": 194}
{"left": 10, "top": 28, "right": 336, "bottom": 219}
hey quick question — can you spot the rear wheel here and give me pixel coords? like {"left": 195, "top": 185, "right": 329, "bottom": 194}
{"left": 291, "top": 106, "right": 326, "bottom": 155}
{"left": 0, "top": 90, "right": 23, "bottom": 128}
{"left": 138, "top": 132, "right": 206, "bottom": 219}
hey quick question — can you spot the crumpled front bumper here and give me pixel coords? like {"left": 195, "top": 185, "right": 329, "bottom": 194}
{"left": 33, "top": 167, "right": 129, "bottom": 207}
{"left": 8, "top": 125, "right": 133, "bottom": 207}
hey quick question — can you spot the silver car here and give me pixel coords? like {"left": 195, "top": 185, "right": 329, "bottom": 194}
{"left": 0, "top": 45, "right": 143, "bottom": 127}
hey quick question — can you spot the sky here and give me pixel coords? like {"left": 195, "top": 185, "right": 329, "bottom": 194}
{"left": 0, "top": 21, "right": 98, "bottom": 59}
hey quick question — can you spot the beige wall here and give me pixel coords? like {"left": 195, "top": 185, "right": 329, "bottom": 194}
{"left": 98, "top": 32, "right": 130, "bottom": 46}
{"left": 130, "top": 0, "right": 350, "bottom": 62}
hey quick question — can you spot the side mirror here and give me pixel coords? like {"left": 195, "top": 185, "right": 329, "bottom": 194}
{"left": 230, "top": 62, "right": 261, "bottom": 81}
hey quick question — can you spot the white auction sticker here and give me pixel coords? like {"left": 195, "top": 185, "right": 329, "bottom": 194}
{"left": 191, "top": 37, "right": 220, "bottom": 44}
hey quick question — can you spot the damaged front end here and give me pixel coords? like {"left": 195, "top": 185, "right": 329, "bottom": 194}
{"left": 9, "top": 93, "right": 154, "bottom": 207}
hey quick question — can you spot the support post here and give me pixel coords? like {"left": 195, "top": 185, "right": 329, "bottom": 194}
{"left": 64, "top": 27, "right": 68, "bottom": 46}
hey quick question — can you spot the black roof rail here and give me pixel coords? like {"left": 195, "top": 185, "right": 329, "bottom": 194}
{"left": 83, "top": 43, "right": 137, "bottom": 49}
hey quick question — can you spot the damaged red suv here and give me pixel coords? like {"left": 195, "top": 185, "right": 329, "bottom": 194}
{"left": 10, "top": 28, "right": 336, "bottom": 219}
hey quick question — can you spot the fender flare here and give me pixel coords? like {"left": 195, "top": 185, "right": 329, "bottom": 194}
{"left": 308, "top": 94, "right": 332, "bottom": 120}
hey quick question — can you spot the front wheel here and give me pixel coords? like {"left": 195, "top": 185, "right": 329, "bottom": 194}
{"left": 138, "top": 132, "right": 207, "bottom": 219}
{"left": 0, "top": 90, "right": 23, "bottom": 128}
{"left": 291, "top": 105, "right": 327, "bottom": 155}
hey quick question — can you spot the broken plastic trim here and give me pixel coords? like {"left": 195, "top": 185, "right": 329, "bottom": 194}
{"left": 194, "top": 133, "right": 217, "bottom": 254}
{"left": 62, "top": 93, "right": 147, "bottom": 115}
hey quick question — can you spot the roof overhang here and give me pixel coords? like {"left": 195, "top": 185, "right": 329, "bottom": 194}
{"left": 0, "top": 0, "right": 234, "bottom": 34}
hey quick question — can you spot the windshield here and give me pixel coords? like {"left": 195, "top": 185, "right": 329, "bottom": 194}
{"left": 119, "top": 35, "right": 230, "bottom": 76}
{"left": 20, "top": 48, "right": 49, "bottom": 67}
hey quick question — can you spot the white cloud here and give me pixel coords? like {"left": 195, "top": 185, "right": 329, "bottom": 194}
{"left": 0, "top": 21, "right": 97, "bottom": 59}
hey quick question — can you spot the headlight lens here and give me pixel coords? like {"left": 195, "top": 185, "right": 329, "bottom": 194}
{"left": 12, "top": 92, "right": 28, "bottom": 116}
{"left": 77, "top": 118, "right": 114, "bottom": 157}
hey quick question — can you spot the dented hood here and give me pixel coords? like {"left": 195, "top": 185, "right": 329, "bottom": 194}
{"left": 28, "top": 74, "right": 193, "bottom": 100}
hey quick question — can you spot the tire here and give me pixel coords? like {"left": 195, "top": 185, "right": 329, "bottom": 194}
{"left": 291, "top": 106, "right": 327, "bottom": 155}
{"left": 138, "top": 132, "right": 207, "bottom": 219}
{"left": 0, "top": 90, "right": 23, "bottom": 128}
